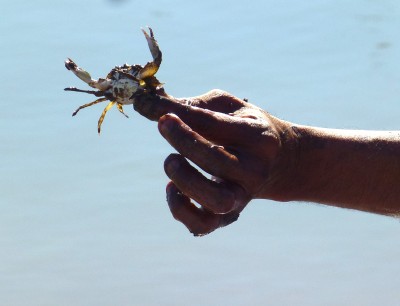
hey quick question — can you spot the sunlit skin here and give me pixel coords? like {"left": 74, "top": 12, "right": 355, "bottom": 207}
{"left": 134, "top": 89, "right": 400, "bottom": 236}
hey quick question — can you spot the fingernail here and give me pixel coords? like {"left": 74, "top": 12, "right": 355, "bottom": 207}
{"left": 158, "top": 116, "right": 169, "bottom": 134}
{"left": 134, "top": 95, "right": 155, "bottom": 120}
{"left": 158, "top": 114, "right": 176, "bottom": 135}
{"left": 166, "top": 181, "right": 176, "bottom": 193}
{"left": 165, "top": 181, "right": 175, "bottom": 203}
{"left": 133, "top": 94, "right": 148, "bottom": 110}
{"left": 164, "top": 157, "right": 180, "bottom": 177}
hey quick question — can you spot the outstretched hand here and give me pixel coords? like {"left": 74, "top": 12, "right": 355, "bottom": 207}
{"left": 134, "top": 89, "right": 298, "bottom": 236}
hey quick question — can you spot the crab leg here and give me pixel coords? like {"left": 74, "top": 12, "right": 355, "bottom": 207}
{"left": 72, "top": 97, "right": 108, "bottom": 116}
{"left": 65, "top": 58, "right": 94, "bottom": 85}
{"left": 116, "top": 103, "right": 129, "bottom": 118}
{"left": 64, "top": 87, "right": 105, "bottom": 97}
{"left": 139, "top": 27, "right": 162, "bottom": 79}
{"left": 142, "top": 27, "right": 162, "bottom": 65}
{"left": 98, "top": 101, "right": 116, "bottom": 134}
{"left": 65, "top": 58, "right": 111, "bottom": 91}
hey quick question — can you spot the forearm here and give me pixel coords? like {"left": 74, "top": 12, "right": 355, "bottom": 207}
{"left": 283, "top": 125, "right": 400, "bottom": 215}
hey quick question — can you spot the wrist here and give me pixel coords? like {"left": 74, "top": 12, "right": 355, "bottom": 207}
{"left": 265, "top": 122, "right": 355, "bottom": 204}
{"left": 275, "top": 124, "right": 400, "bottom": 214}
{"left": 274, "top": 124, "right": 357, "bottom": 205}
{"left": 257, "top": 117, "right": 301, "bottom": 202}
{"left": 279, "top": 124, "right": 334, "bottom": 203}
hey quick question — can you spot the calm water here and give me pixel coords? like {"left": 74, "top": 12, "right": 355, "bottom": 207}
{"left": 1, "top": 0, "right": 400, "bottom": 305}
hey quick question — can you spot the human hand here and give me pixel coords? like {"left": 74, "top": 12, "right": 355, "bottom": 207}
{"left": 134, "top": 89, "right": 298, "bottom": 236}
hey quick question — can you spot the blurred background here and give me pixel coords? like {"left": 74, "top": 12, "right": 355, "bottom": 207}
{"left": 1, "top": 0, "right": 400, "bottom": 305}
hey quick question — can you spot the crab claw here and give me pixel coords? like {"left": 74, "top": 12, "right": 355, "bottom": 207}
{"left": 65, "top": 58, "right": 112, "bottom": 91}
{"left": 141, "top": 27, "right": 162, "bottom": 65}
{"left": 65, "top": 58, "right": 94, "bottom": 85}
{"left": 139, "top": 27, "right": 162, "bottom": 79}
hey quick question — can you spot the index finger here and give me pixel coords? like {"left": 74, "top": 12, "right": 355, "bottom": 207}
{"left": 134, "top": 89, "right": 245, "bottom": 121}
{"left": 134, "top": 91, "right": 263, "bottom": 146}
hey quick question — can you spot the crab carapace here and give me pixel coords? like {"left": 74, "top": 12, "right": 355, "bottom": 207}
{"left": 64, "top": 27, "right": 162, "bottom": 134}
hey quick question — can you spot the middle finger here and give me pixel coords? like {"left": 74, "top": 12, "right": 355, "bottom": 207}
{"left": 159, "top": 113, "right": 242, "bottom": 181}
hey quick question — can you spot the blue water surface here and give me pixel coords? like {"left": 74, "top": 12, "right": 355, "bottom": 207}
{"left": 1, "top": 0, "right": 400, "bottom": 305}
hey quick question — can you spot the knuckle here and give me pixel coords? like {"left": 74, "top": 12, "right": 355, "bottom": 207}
{"left": 170, "top": 204, "right": 186, "bottom": 221}
{"left": 189, "top": 216, "right": 219, "bottom": 237}
{"left": 212, "top": 189, "right": 236, "bottom": 214}
{"left": 199, "top": 89, "right": 232, "bottom": 105}
{"left": 207, "top": 89, "right": 229, "bottom": 97}
{"left": 218, "top": 212, "right": 240, "bottom": 228}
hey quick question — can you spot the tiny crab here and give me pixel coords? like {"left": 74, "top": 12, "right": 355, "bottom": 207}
{"left": 64, "top": 27, "right": 162, "bottom": 134}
